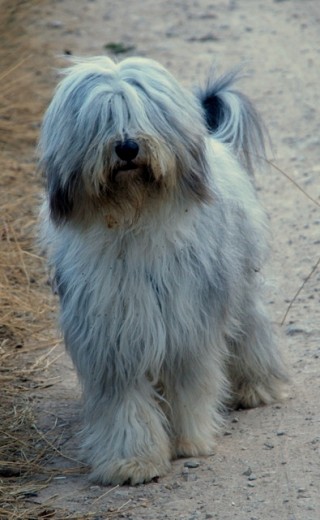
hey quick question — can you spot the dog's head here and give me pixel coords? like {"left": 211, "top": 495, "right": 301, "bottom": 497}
{"left": 39, "top": 57, "right": 211, "bottom": 226}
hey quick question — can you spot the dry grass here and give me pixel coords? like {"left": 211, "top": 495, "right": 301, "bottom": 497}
{"left": 0, "top": 2, "right": 93, "bottom": 518}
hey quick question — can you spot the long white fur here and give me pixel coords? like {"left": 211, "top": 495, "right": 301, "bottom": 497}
{"left": 39, "top": 56, "right": 288, "bottom": 485}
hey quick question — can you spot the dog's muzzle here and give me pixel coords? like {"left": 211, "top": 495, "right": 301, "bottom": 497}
{"left": 111, "top": 138, "right": 154, "bottom": 185}
{"left": 112, "top": 139, "right": 141, "bottom": 180}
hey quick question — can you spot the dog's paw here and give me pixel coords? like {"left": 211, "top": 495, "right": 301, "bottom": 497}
{"left": 232, "top": 379, "right": 288, "bottom": 409}
{"left": 174, "top": 436, "right": 215, "bottom": 458}
{"left": 90, "top": 456, "right": 171, "bottom": 486}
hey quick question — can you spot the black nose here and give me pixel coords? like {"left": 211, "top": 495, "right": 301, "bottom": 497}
{"left": 115, "top": 139, "right": 139, "bottom": 161}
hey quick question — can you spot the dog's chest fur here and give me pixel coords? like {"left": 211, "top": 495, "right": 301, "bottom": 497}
{"left": 55, "top": 202, "right": 229, "bottom": 379}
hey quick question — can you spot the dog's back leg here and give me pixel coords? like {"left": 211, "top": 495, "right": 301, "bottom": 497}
{"left": 226, "top": 290, "right": 289, "bottom": 409}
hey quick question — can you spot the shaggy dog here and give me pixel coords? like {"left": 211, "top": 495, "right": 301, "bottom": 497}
{"left": 39, "top": 56, "right": 288, "bottom": 485}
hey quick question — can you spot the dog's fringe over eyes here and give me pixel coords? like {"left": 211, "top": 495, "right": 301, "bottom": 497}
{"left": 39, "top": 56, "right": 288, "bottom": 486}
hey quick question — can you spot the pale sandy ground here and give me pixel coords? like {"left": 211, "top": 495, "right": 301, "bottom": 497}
{"left": 21, "top": 0, "right": 320, "bottom": 518}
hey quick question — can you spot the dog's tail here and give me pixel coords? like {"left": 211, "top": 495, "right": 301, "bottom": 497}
{"left": 197, "top": 69, "right": 267, "bottom": 175}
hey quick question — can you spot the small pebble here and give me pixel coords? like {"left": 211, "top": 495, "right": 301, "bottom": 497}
{"left": 286, "top": 324, "right": 305, "bottom": 336}
{"left": 47, "top": 20, "right": 64, "bottom": 28}
{"left": 242, "top": 467, "right": 252, "bottom": 476}
{"left": 184, "top": 460, "right": 200, "bottom": 468}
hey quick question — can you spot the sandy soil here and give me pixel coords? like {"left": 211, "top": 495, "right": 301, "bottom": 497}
{"left": 1, "top": 0, "right": 320, "bottom": 519}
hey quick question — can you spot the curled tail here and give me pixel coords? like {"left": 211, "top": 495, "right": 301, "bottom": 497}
{"left": 197, "top": 70, "right": 267, "bottom": 175}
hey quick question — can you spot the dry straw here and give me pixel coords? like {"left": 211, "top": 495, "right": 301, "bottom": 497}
{"left": 0, "top": 3, "right": 106, "bottom": 518}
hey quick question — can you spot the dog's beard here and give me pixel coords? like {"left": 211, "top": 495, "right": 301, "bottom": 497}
{"left": 110, "top": 161, "right": 154, "bottom": 185}
{"left": 96, "top": 160, "right": 168, "bottom": 227}
{"left": 56, "top": 142, "right": 210, "bottom": 229}
{"left": 79, "top": 138, "right": 182, "bottom": 226}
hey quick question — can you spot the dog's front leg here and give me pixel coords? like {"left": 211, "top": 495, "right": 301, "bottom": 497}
{"left": 82, "top": 379, "right": 171, "bottom": 485}
{"left": 163, "top": 350, "right": 228, "bottom": 459}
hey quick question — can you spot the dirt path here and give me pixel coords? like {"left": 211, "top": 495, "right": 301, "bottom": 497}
{"left": 2, "top": 1, "right": 320, "bottom": 519}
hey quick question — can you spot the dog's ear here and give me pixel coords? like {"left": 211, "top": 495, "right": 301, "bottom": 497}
{"left": 45, "top": 163, "right": 80, "bottom": 224}
{"left": 176, "top": 132, "right": 213, "bottom": 205}
{"left": 180, "top": 165, "right": 212, "bottom": 204}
